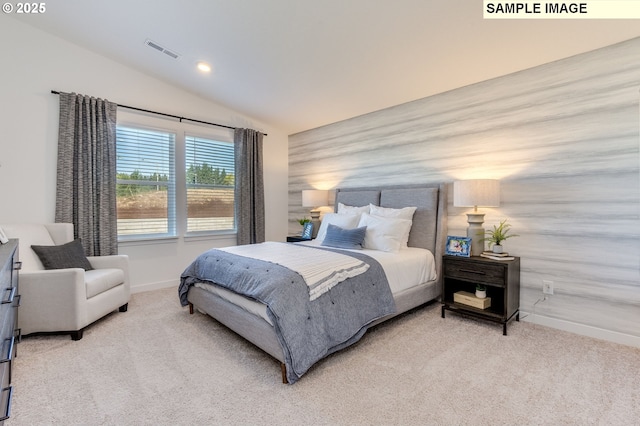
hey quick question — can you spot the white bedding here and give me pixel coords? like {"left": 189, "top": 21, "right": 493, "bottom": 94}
{"left": 194, "top": 242, "right": 436, "bottom": 326}
{"left": 220, "top": 242, "right": 370, "bottom": 301}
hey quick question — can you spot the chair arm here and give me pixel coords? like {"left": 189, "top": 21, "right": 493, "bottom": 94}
{"left": 19, "top": 268, "right": 87, "bottom": 307}
{"left": 18, "top": 269, "right": 88, "bottom": 334}
{"left": 87, "top": 254, "right": 129, "bottom": 270}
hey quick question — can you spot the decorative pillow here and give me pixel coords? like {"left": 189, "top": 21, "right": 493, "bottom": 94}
{"left": 321, "top": 224, "right": 367, "bottom": 250}
{"left": 315, "top": 213, "right": 361, "bottom": 243}
{"left": 31, "top": 238, "right": 93, "bottom": 271}
{"left": 369, "top": 204, "right": 417, "bottom": 220}
{"left": 357, "top": 213, "right": 413, "bottom": 252}
{"left": 337, "top": 203, "right": 370, "bottom": 215}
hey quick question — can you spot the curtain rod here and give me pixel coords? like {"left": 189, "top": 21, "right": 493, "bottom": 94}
{"left": 50, "top": 90, "right": 267, "bottom": 136}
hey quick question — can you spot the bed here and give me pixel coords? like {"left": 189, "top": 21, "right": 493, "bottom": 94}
{"left": 179, "top": 184, "right": 447, "bottom": 383}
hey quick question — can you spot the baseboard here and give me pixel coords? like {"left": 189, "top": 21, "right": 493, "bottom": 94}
{"left": 131, "top": 279, "right": 177, "bottom": 294}
{"left": 520, "top": 311, "right": 640, "bottom": 349}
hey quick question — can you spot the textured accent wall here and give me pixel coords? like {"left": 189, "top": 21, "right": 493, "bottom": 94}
{"left": 289, "top": 37, "right": 640, "bottom": 342}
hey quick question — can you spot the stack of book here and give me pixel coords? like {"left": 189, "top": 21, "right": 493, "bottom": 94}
{"left": 480, "top": 251, "right": 515, "bottom": 260}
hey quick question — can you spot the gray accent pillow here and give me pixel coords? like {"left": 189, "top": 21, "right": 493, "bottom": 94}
{"left": 321, "top": 224, "right": 367, "bottom": 250}
{"left": 31, "top": 238, "right": 93, "bottom": 270}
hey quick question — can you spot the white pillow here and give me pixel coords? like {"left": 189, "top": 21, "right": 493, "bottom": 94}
{"left": 369, "top": 204, "right": 417, "bottom": 220}
{"left": 357, "top": 213, "right": 413, "bottom": 252}
{"left": 315, "top": 213, "right": 361, "bottom": 243}
{"left": 338, "top": 203, "right": 370, "bottom": 215}
{"left": 369, "top": 204, "right": 416, "bottom": 247}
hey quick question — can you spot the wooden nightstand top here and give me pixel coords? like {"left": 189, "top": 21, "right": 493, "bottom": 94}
{"left": 443, "top": 254, "right": 520, "bottom": 263}
{"left": 286, "top": 235, "right": 313, "bottom": 243}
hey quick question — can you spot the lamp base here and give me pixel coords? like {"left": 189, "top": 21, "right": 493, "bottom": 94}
{"left": 310, "top": 209, "right": 321, "bottom": 238}
{"left": 466, "top": 212, "right": 485, "bottom": 256}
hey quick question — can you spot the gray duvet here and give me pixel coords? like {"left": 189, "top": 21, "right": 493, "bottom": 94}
{"left": 179, "top": 245, "right": 395, "bottom": 384}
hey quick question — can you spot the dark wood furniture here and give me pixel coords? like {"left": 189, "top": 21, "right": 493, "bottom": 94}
{"left": 441, "top": 255, "right": 520, "bottom": 335}
{"left": 286, "top": 235, "right": 312, "bottom": 242}
{"left": 0, "top": 240, "right": 20, "bottom": 424}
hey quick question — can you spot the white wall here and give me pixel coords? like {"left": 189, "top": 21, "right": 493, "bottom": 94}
{"left": 289, "top": 38, "right": 640, "bottom": 347}
{"left": 0, "top": 17, "right": 289, "bottom": 292}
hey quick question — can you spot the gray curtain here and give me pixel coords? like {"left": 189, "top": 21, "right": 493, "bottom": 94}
{"left": 55, "top": 92, "right": 118, "bottom": 256}
{"left": 234, "top": 128, "right": 265, "bottom": 245}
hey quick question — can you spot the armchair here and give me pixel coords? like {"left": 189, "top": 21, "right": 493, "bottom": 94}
{"left": 1, "top": 223, "right": 130, "bottom": 340}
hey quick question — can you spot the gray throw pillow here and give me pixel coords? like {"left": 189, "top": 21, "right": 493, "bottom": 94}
{"left": 321, "top": 224, "right": 367, "bottom": 250}
{"left": 31, "top": 238, "right": 93, "bottom": 270}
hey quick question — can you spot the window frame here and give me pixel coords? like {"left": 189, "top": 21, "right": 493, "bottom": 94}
{"left": 115, "top": 117, "right": 237, "bottom": 243}
{"left": 116, "top": 124, "right": 177, "bottom": 241}
{"left": 184, "top": 133, "right": 236, "bottom": 236}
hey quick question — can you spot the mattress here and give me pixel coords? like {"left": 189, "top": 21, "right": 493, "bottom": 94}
{"left": 193, "top": 243, "right": 436, "bottom": 325}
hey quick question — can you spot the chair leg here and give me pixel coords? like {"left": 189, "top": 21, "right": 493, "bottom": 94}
{"left": 70, "top": 329, "right": 84, "bottom": 341}
{"left": 119, "top": 303, "right": 128, "bottom": 312}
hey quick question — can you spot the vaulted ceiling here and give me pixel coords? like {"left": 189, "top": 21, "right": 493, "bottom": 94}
{"left": 12, "top": 0, "right": 640, "bottom": 134}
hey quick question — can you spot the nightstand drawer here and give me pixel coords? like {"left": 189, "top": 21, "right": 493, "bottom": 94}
{"left": 443, "top": 259, "right": 505, "bottom": 286}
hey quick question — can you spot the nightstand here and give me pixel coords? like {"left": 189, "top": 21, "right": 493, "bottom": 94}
{"left": 441, "top": 255, "right": 520, "bottom": 335}
{"left": 286, "top": 236, "right": 312, "bottom": 243}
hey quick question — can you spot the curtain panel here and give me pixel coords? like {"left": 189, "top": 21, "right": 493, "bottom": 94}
{"left": 55, "top": 92, "right": 118, "bottom": 256}
{"left": 234, "top": 128, "right": 265, "bottom": 245}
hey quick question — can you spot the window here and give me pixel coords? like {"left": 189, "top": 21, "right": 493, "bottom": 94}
{"left": 116, "top": 126, "right": 176, "bottom": 238}
{"left": 115, "top": 123, "right": 236, "bottom": 241}
{"left": 185, "top": 135, "right": 235, "bottom": 233}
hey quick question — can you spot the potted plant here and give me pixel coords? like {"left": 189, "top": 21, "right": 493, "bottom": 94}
{"left": 484, "top": 218, "right": 518, "bottom": 254}
{"left": 297, "top": 217, "right": 310, "bottom": 235}
{"left": 298, "top": 217, "right": 310, "bottom": 226}
{"left": 475, "top": 284, "right": 487, "bottom": 299}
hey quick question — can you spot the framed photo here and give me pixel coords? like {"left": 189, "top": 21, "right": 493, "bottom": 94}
{"left": 446, "top": 236, "right": 471, "bottom": 257}
{"left": 301, "top": 222, "right": 314, "bottom": 240}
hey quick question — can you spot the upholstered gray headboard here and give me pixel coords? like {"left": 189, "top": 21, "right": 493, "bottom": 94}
{"left": 334, "top": 184, "right": 448, "bottom": 288}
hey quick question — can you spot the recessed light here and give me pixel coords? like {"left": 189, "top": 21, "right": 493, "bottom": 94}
{"left": 197, "top": 62, "right": 212, "bottom": 73}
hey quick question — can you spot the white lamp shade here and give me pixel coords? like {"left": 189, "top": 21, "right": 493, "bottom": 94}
{"left": 302, "top": 189, "right": 329, "bottom": 207}
{"left": 453, "top": 179, "right": 500, "bottom": 208}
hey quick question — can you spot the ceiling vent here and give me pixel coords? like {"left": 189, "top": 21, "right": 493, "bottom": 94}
{"left": 145, "top": 39, "right": 179, "bottom": 60}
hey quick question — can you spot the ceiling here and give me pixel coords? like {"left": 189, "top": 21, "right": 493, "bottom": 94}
{"left": 13, "top": 0, "right": 640, "bottom": 134}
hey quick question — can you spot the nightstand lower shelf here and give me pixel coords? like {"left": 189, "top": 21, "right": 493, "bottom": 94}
{"left": 441, "top": 303, "right": 520, "bottom": 336}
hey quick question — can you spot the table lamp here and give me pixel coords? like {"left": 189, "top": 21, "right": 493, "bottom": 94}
{"left": 302, "top": 189, "right": 329, "bottom": 238}
{"left": 453, "top": 179, "right": 500, "bottom": 256}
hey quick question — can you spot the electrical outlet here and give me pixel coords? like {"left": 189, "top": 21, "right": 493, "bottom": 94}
{"left": 543, "top": 280, "right": 554, "bottom": 295}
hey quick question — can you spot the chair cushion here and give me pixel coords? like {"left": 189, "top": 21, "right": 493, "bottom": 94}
{"left": 31, "top": 239, "right": 94, "bottom": 271}
{"left": 84, "top": 268, "right": 125, "bottom": 299}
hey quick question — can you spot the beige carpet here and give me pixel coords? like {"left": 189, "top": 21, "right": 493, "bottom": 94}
{"left": 7, "top": 287, "right": 640, "bottom": 425}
